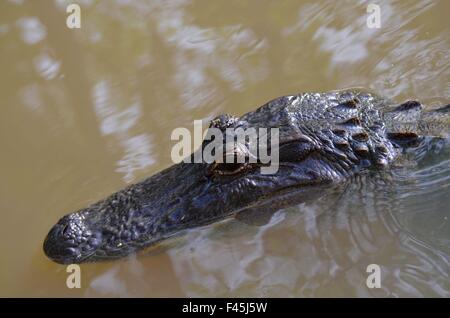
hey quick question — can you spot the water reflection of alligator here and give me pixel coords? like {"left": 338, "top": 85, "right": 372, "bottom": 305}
{"left": 43, "top": 89, "right": 449, "bottom": 264}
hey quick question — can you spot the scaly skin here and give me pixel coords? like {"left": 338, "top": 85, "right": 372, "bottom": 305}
{"left": 43, "top": 89, "right": 448, "bottom": 264}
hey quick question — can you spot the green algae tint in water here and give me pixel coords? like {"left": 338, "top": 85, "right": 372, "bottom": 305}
{"left": 0, "top": 0, "right": 449, "bottom": 297}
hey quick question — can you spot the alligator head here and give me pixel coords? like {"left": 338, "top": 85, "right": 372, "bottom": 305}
{"left": 44, "top": 90, "right": 412, "bottom": 264}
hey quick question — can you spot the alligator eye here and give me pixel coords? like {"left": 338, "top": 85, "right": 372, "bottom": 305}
{"left": 207, "top": 162, "right": 251, "bottom": 176}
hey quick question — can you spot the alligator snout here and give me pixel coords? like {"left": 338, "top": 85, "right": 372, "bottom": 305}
{"left": 43, "top": 212, "right": 102, "bottom": 264}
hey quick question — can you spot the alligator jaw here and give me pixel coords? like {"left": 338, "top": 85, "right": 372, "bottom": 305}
{"left": 43, "top": 156, "right": 337, "bottom": 264}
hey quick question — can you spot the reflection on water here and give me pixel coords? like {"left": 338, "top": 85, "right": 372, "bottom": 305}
{"left": 0, "top": 0, "right": 449, "bottom": 297}
{"left": 93, "top": 80, "right": 155, "bottom": 182}
{"left": 17, "top": 17, "right": 47, "bottom": 45}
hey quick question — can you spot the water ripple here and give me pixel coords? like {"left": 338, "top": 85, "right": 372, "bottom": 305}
{"left": 167, "top": 143, "right": 450, "bottom": 297}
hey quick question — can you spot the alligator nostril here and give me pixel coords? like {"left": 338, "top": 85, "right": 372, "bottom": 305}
{"left": 62, "top": 224, "right": 69, "bottom": 236}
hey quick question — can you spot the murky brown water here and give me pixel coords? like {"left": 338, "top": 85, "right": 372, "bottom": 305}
{"left": 1, "top": 0, "right": 449, "bottom": 297}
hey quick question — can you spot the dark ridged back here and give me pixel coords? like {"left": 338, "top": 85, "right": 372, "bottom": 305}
{"left": 240, "top": 89, "right": 398, "bottom": 169}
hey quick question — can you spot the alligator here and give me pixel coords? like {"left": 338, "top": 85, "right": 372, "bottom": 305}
{"left": 43, "top": 89, "right": 449, "bottom": 264}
